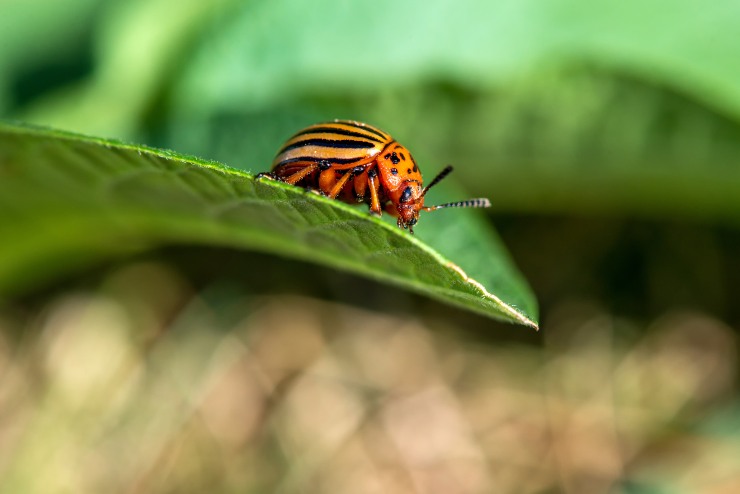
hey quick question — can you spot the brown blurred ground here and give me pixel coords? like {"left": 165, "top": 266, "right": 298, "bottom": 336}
{"left": 1, "top": 255, "right": 738, "bottom": 494}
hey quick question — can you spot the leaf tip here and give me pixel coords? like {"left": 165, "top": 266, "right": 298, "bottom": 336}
{"left": 446, "top": 261, "right": 538, "bottom": 329}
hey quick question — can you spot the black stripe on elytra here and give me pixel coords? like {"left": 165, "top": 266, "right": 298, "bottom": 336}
{"left": 276, "top": 156, "right": 363, "bottom": 167}
{"left": 345, "top": 121, "right": 388, "bottom": 140}
{"left": 279, "top": 138, "right": 377, "bottom": 154}
{"left": 292, "top": 126, "right": 384, "bottom": 143}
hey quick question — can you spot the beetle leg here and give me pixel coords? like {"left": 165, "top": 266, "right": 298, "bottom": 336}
{"left": 353, "top": 169, "right": 368, "bottom": 201}
{"left": 282, "top": 163, "right": 319, "bottom": 185}
{"left": 326, "top": 164, "right": 369, "bottom": 199}
{"left": 327, "top": 170, "right": 354, "bottom": 199}
{"left": 318, "top": 168, "right": 337, "bottom": 195}
{"left": 367, "top": 167, "right": 382, "bottom": 216}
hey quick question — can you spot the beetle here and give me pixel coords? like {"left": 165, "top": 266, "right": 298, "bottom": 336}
{"left": 260, "top": 120, "right": 490, "bottom": 234}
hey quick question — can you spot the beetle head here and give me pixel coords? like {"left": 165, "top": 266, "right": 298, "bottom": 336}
{"left": 393, "top": 165, "right": 453, "bottom": 233}
{"left": 394, "top": 184, "right": 423, "bottom": 233}
{"left": 395, "top": 165, "right": 491, "bottom": 234}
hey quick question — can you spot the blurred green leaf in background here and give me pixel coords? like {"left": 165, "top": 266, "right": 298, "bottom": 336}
{"left": 1, "top": 0, "right": 740, "bottom": 492}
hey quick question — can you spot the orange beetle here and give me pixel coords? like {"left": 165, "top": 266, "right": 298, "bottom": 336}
{"left": 261, "top": 120, "right": 490, "bottom": 233}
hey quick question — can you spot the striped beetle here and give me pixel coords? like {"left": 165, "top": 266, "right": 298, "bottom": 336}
{"left": 260, "top": 120, "right": 490, "bottom": 233}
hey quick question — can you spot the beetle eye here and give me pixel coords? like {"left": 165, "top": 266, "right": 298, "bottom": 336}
{"left": 408, "top": 217, "right": 417, "bottom": 226}
{"left": 400, "top": 186, "right": 413, "bottom": 203}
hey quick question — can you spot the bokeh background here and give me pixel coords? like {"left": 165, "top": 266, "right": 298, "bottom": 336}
{"left": 1, "top": 0, "right": 740, "bottom": 492}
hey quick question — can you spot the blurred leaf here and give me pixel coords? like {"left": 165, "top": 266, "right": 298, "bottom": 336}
{"left": 0, "top": 122, "right": 538, "bottom": 327}
{"left": 174, "top": 0, "right": 740, "bottom": 119}
{"left": 17, "top": 0, "right": 235, "bottom": 138}
{"left": 0, "top": 0, "right": 102, "bottom": 111}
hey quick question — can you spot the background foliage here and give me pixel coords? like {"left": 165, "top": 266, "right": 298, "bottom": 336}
{"left": 1, "top": 0, "right": 739, "bottom": 493}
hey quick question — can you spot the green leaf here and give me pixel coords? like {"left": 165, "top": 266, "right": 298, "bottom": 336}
{"left": 13, "top": 0, "right": 236, "bottom": 138}
{"left": 0, "top": 0, "right": 102, "bottom": 110}
{"left": 0, "top": 122, "right": 538, "bottom": 327}
{"left": 174, "top": 0, "right": 740, "bottom": 120}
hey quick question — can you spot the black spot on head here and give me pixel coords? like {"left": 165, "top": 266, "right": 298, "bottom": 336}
{"left": 400, "top": 152, "right": 406, "bottom": 161}
{"left": 391, "top": 167, "right": 398, "bottom": 175}
{"left": 390, "top": 152, "right": 400, "bottom": 165}
{"left": 400, "top": 186, "right": 413, "bottom": 203}
{"left": 407, "top": 168, "right": 412, "bottom": 174}
{"left": 384, "top": 153, "right": 391, "bottom": 160}
{"left": 413, "top": 164, "right": 418, "bottom": 172}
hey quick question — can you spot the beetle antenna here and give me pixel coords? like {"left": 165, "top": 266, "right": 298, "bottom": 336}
{"left": 420, "top": 165, "right": 454, "bottom": 198}
{"left": 422, "top": 198, "right": 491, "bottom": 211}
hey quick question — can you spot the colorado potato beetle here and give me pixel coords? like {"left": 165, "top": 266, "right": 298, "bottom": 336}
{"left": 261, "top": 120, "right": 490, "bottom": 234}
